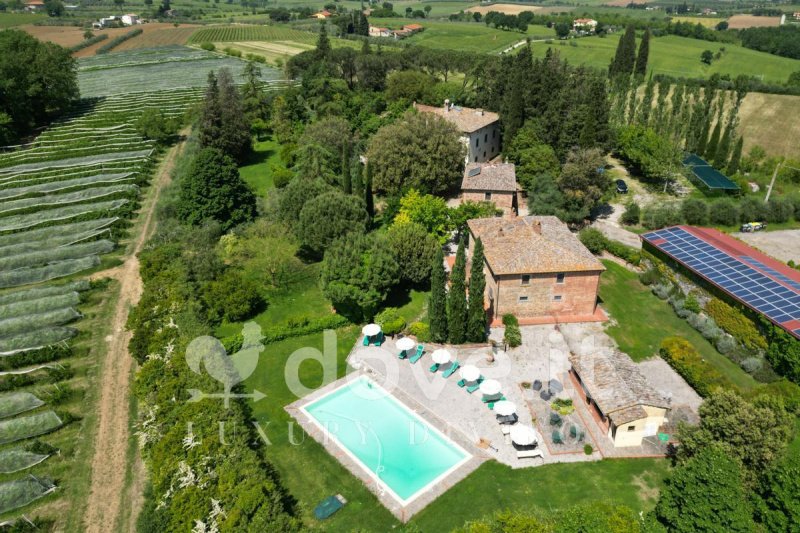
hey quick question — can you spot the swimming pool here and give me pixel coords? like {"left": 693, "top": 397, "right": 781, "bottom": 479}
{"left": 302, "top": 376, "right": 470, "bottom": 505}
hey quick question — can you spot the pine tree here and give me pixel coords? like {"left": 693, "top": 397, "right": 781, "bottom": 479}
{"left": 364, "top": 162, "right": 374, "bottom": 219}
{"left": 448, "top": 239, "right": 468, "bottom": 344}
{"left": 705, "top": 120, "right": 721, "bottom": 161}
{"left": 466, "top": 238, "right": 487, "bottom": 343}
{"left": 727, "top": 136, "right": 743, "bottom": 175}
{"left": 198, "top": 71, "right": 222, "bottom": 150}
{"left": 216, "top": 68, "right": 252, "bottom": 163}
{"left": 342, "top": 142, "right": 352, "bottom": 194}
{"left": 634, "top": 29, "right": 650, "bottom": 77}
{"left": 315, "top": 21, "right": 331, "bottom": 58}
{"left": 428, "top": 247, "right": 448, "bottom": 343}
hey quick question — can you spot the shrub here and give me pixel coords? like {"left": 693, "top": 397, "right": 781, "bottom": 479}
{"left": 652, "top": 282, "right": 671, "bottom": 299}
{"left": 750, "top": 379, "right": 800, "bottom": 414}
{"left": 375, "top": 307, "right": 406, "bottom": 335}
{"left": 739, "top": 196, "right": 768, "bottom": 223}
{"left": 639, "top": 267, "right": 661, "bottom": 286}
{"left": 502, "top": 313, "right": 519, "bottom": 327}
{"left": 642, "top": 204, "right": 683, "bottom": 229}
{"left": 408, "top": 321, "right": 430, "bottom": 342}
{"left": 620, "top": 202, "right": 641, "bottom": 225}
{"left": 677, "top": 307, "right": 694, "bottom": 319}
{"left": 684, "top": 293, "right": 701, "bottom": 313}
{"left": 715, "top": 335, "right": 737, "bottom": 355}
{"left": 741, "top": 357, "right": 764, "bottom": 374}
{"left": 709, "top": 198, "right": 739, "bottom": 226}
{"left": 791, "top": 195, "right": 800, "bottom": 220}
{"left": 705, "top": 298, "right": 768, "bottom": 351}
{"left": 584, "top": 444, "right": 593, "bottom": 455}
{"left": 700, "top": 322, "right": 721, "bottom": 341}
{"left": 660, "top": 337, "right": 732, "bottom": 396}
{"left": 766, "top": 197, "right": 794, "bottom": 223}
{"left": 200, "top": 42, "right": 215, "bottom": 51}
{"left": 502, "top": 314, "right": 522, "bottom": 348}
{"left": 271, "top": 166, "right": 293, "bottom": 189}
{"left": 681, "top": 198, "right": 709, "bottom": 225}
{"left": 578, "top": 228, "right": 606, "bottom": 255}
{"left": 605, "top": 239, "right": 641, "bottom": 265}
{"left": 223, "top": 46, "right": 242, "bottom": 57}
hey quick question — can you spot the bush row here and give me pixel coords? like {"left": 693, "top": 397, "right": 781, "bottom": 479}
{"left": 69, "top": 33, "right": 108, "bottom": 52}
{"left": 660, "top": 336, "right": 734, "bottom": 396}
{"left": 502, "top": 314, "right": 521, "bottom": 348}
{"left": 705, "top": 297, "right": 768, "bottom": 351}
{"left": 222, "top": 314, "right": 350, "bottom": 353}
{"left": 579, "top": 228, "right": 641, "bottom": 265}
{"left": 96, "top": 28, "right": 143, "bottom": 54}
{"left": 638, "top": 195, "right": 800, "bottom": 230}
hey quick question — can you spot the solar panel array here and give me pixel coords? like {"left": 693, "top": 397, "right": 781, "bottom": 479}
{"left": 682, "top": 153, "right": 740, "bottom": 191}
{"left": 468, "top": 167, "right": 481, "bottom": 177}
{"left": 643, "top": 227, "right": 800, "bottom": 338}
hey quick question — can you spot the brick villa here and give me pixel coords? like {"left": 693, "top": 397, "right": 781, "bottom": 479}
{"left": 466, "top": 216, "right": 605, "bottom": 325}
{"left": 414, "top": 101, "right": 500, "bottom": 163}
{"left": 461, "top": 163, "right": 519, "bottom": 216}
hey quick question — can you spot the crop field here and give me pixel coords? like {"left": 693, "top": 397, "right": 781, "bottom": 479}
{"left": 738, "top": 92, "right": 800, "bottom": 158}
{"left": 670, "top": 16, "right": 724, "bottom": 28}
{"left": 0, "top": 13, "right": 43, "bottom": 28}
{"left": 189, "top": 24, "right": 320, "bottom": 45}
{"left": 0, "top": 46, "right": 289, "bottom": 524}
{"left": 527, "top": 33, "right": 800, "bottom": 83}
{"left": 727, "top": 14, "right": 783, "bottom": 29}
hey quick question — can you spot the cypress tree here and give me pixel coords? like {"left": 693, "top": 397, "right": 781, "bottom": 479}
{"left": 610, "top": 26, "right": 636, "bottom": 77}
{"left": 466, "top": 238, "right": 487, "bottom": 343}
{"left": 315, "top": 21, "right": 331, "bottom": 58}
{"left": 428, "top": 248, "right": 448, "bottom": 343}
{"left": 364, "top": 162, "right": 374, "bottom": 219}
{"left": 352, "top": 161, "right": 363, "bottom": 196}
{"left": 727, "top": 136, "right": 743, "bottom": 175}
{"left": 634, "top": 29, "right": 650, "bottom": 77}
{"left": 198, "top": 71, "right": 222, "bottom": 150}
{"left": 448, "top": 239, "right": 468, "bottom": 344}
{"left": 714, "top": 118, "right": 733, "bottom": 169}
{"left": 637, "top": 77, "right": 655, "bottom": 126}
{"left": 705, "top": 120, "right": 721, "bottom": 161}
{"left": 695, "top": 118, "right": 711, "bottom": 156}
{"left": 358, "top": 12, "right": 369, "bottom": 36}
{"left": 341, "top": 142, "right": 352, "bottom": 194}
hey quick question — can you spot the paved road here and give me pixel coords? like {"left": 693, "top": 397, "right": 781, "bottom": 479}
{"left": 734, "top": 229, "right": 800, "bottom": 264}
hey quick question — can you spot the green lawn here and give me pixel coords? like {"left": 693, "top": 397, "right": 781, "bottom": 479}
{"left": 238, "top": 137, "right": 284, "bottom": 197}
{"left": 531, "top": 33, "right": 800, "bottom": 84}
{"left": 599, "top": 260, "right": 757, "bottom": 391}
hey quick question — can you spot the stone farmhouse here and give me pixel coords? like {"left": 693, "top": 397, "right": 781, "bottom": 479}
{"left": 466, "top": 216, "right": 605, "bottom": 325}
{"left": 415, "top": 101, "right": 500, "bottom": 163}
{"left": 569, "top": 350, "right": 671, "bottom": 447}
{"left": 461, "top": 163, "right": 519, "bottom": 216}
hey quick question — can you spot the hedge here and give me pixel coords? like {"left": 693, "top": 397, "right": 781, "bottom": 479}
{"left": 659, "top": 336, "right": 734, "bottom": 396}
{"left": 69, "top": 33, "right": 108, "bottom": 52}
{"left": 223, "top": 314, "right": 350, "bottom": 352}
{"left": 579, "top": 228, "right": 641, "bottom": 265}
{"left": 705, "top": 298, "right": 768, "bottom": 351}
{"left": 96, "top": 28, "right": 143, "bottom": 54}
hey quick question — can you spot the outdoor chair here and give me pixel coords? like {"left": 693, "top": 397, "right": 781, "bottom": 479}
{"left": 496, "top": 413, "right": 518, "bottom": 425}
{"left": 409, "top": 345, "right": 425, "bottom": 364}
{"left": 442, "top": 361, "right": 460, "bottom": 378}
{"left": 397, "top": 350, "right": 407, "bottom": 360}
{"left": 466, "top": 376, "right": 485, "bottom": 394}
{"left": 362, "top": 336, "right": 370, "bottom": 346}
{"left": 457, "top": 379, "right": 466, "bottom": 388}
{"left": 429, "top": 362, "right": 440, "bottom": 373}
{"left": 532, "top": 380, "right": 542, "bottom": 391}
{"left": 552, "top": 430, "right": 564, "bottom": 444}
{"left": 488, "top": 396, "right": 507, "bottom": 410}
{"left": 549, "top": 412, "right": 563, "bottom": 427}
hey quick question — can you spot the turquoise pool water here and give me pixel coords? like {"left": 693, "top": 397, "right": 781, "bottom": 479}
{"left": 304, "top": 377, "right": 469, "bottom": 503}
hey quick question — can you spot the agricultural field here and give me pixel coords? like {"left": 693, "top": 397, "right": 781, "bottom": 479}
{"left": 670, "top": 15, "right": 724, "bottom": 28}
{"left": 0, "top": 45, "right": 286, "bottom": 526}
{"left": 528, "top": 33, "right": 800, "bottom": 83}
{"left": 738, "top": 92, "right": 800, "bottom": 158}
{"left": 0, "top": 13, "right": 43, "bottom": 28}
{"left": 189, "top": 24, "right": 321, "bottom": 45}
{"left": 727, "top": 14, "right": 783, "bottom": 29}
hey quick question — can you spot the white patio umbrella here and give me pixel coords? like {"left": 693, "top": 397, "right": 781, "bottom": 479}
{"left": 431, "top": 349, "right": 452, "bottom": 365}
{"left": 510, "top": 424, "right": 538, "bottom": 446}
{"left": 479, "top": 379, "right": 502, "bottom": 396}
{"left": 396, "top": 337, "right": 416, "bottom": 352}
{"left": 493, "top": 400, "right": 517, "bottom": 417}
{"left": 459, "top": 364, "right": 480, "bottom": 382}
{"left": 362, "top": 323, "right": 381, "bottom": 337}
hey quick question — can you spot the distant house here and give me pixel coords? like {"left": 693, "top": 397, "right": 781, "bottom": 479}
{"left": 94, "top": 16, "right": 119, "bottom": 29}
{"left": 121, "top": 13, "right": 140, "bottom": 25}
{"left": 368, "top": 26, "right": 394, "bottom": 38}
{"left": 311, "top": 10, "right": 333, "bottom": 19}
{"left": 572, "top": 18, "right": 598, "bottom": 32}
{"left": 794, "top": 11, "right": 800, "bottom": 19}
{"left": 24, "top": 0, "right": 45, "bottom": 11}
{"left": 569, "top": 350, "right": 670, "bottom": 447}
{"left": 414, "top": 100, "right": 501, "bottom": 163}
{"left": 466, "top": 216, "right": 605, "bottom": 324}
{"left": 461, "top": 163, "right": 519, "bottom": 216}
{"left": 402, "top": 23, "right": 424, "bottom": 33}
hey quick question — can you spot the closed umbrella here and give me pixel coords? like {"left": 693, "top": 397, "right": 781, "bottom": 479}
{"left": 431, "top": 349, "right": 452, "bottom": 365}
{"left": 479, "top": 379, "right": 502, "bottom": 396}
{"left": 493, "top": 400, "right": 516, "bottom": 417}
{"left": 510, "top": 424, "right": 538, "bottom": 446}
{"left": 459, "top": 364, "right": 480, "bottom": 382}
{"left": 548, "top": 379, "right": 563, "bottom": 393}
{"left": 396, "top": 337, "right": 416, "bottom": 352}
{"left": 362, "top": 323, "right": 381, "bottom": 337}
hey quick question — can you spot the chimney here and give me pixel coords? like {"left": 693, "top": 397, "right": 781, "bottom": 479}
{"left": 444, "top": 99, "right": 450, "bottom": 112}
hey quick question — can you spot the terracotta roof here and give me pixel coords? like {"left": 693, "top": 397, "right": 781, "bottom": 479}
{"left": 462, "top": 163, "right": 517, "bottom": 192}
{"left": 404, "top": 23, "right": 423, "bottom": 30}
{"left": 467, "top": 216, "right": 604, "bottom": 275}
{"left": 570, "top": 350, "right": 670, "bottom": 426}
{"left": 414, "top": 103, "right": 499, "bottom": 133}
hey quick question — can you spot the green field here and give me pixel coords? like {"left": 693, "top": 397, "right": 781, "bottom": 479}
{"left": 530, "top": 33, "right": 800, "bottom": 84}
{"left": 0, "top": 13, "right": 44, "bottom": 28}
{"left": 189, "top": 25, "right": 321, "bottom": 44}
{"left": 599, "top": 260, "right": 758, "bottom": 391}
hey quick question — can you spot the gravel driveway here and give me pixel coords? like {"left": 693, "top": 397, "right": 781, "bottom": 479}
{"left": 733, "top": 229, "right": 800, "bottom": 264}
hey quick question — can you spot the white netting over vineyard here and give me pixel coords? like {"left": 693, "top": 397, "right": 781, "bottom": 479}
{"left": 0, "top": 184, "right": 137, "bottom": 215}
{"left": 0, "top": 199, "right": 128, "bottom": 233}
{"left": 0, "top": 256, "right": 100, "bottom": 289}
{"left": 0, "top": 292, "right": 80, "bottom": 319}
{"left": 0, "top": 172, "right": 135, "bottom": 200}
{"left": 0, "top": 449, "right": 50, "bottom": 474}
{"left": 0, "top": 228, "right": 112, "bottom": 256}
{"left": 0, "top": 308, "right": 81, "bottom": 337}
{"left": 0, "top": 149, "right": 152, "bottom": 175}
{"left": 0, "top": 393, "right": 45, "bottom": 419}
{"left": 0, "top": 476, "right": 56, "bottom": 514}
{"left": 0, "top": 218, "right": 117, "bottom": 248}
{"left": 0, "top": 239, "right": 114, "bottom": 271}
{"left": 0, "top": 281, "right": 88, "bottom": 306}
{"left": 0, "top": 411, "right": 63, "bottom": 444}
{"left": 0, "top": 327, "right": 76, "bottom": 355}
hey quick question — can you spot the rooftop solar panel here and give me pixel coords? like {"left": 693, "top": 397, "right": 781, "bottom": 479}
{"left": 468, "top": 167, "right": 481, "bottom": 177}
{"left": 642, "top": 226, "right": 800, "bottom": 340}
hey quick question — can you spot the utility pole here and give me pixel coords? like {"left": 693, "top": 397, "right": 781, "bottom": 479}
{"left": 764, "top": 161, "right": 781, "bottom": 203}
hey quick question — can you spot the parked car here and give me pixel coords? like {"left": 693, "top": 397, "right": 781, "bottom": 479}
{"left": 616, "top": 179, "right": 628, "bottom": 194}
{"left": 740, "top": 222, "right": 767, "bottom": 232}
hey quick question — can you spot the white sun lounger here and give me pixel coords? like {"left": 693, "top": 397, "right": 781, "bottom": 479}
{"left": 517, "top": 449, "right": 544, "bottom": 460}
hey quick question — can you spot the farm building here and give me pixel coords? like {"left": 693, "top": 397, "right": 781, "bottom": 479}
{"left": 569, "top": 350, "right": 670, "bottom": 448}
{"left": 466, "top": 216, "right": 605, "bottom": 324}
{"left": 573, "top": 18, "right": 598, "bottom": 32}
{"left": 24, "top": 0, "right": 45, "bottom": 11}
{"left": 415, "top": 101, "right": 501, "bottom": 163}
{"left": 682, "top": 153, "right": 740, "bottom": 193}
{"left": 368, "top": 26, "right": 394, "bottom": 38}
{"left": 461, "top": 163, "right": 519, "bottom": 216}
{"left": 121, "top": 13, "right": 141, "bottom": 25}
{"left": 311, "top": 10, "right": 333, "bottom": 19}
{"left": 642, "top": 226, "right": 800, "bottom": 340}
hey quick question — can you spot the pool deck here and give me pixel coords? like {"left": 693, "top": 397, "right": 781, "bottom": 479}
{"left": 286, "top": 368, "right": 487, "bottom": 522}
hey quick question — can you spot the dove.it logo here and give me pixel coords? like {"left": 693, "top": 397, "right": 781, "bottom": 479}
{"left": 185, "top": 321, "right": 266, "bottom": 407}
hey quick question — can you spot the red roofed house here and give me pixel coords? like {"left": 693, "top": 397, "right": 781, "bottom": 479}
{"left": 311, "top": 10, "right": 333, "bottom": 19}
{"left": 573, "top": 18, "right": 598, "bottom": 32}
{"left": 467, "top": 216, "right": 606, "bottom": 325}
{"left": 414, "top": 100, "right": 501, "bottom": 164}
{"left": 461, "top": 163, "right": 519, "bottom": 216}
{"left": 368, "top": 26, "right": 394, "bottom": 38}
{"left": 25, "top": 0, "right": 45, "bottom": 11}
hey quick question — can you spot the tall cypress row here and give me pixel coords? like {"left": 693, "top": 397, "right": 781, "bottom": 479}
{"left": 634, "top": 29, "right": 650, "bottom": 77}
{"left": 705, "top": 119, "right": 722, "bottom": 161}
{"left": 341, "top": 142, "right": 352, "bottom": 194}
{"left": 364, "top": 162, "right": 374, "bottom": 219}
{"left": 448, "top": 240, "right": 468, "bottom": 344}
{"left": 428, "top": 248, "right": 448, "bottom": 343}
{"left": 610, "top": 26, "right": 637, "bottom": 77}
{"left": 714, "top": 117, "right": 733, "bottom": 169}
{"left": 466, "top": 238, "right": 487, "bottom": 343}
{"left": 727, "top": 136, "right": 743, "bottom": 175}
{"left": 352, "top": 160, "right": 363, "bottom": 197}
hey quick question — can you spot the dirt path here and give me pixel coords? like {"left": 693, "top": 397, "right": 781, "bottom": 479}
{"left": 82, "top": 134, "right": 186, "bottom": 533}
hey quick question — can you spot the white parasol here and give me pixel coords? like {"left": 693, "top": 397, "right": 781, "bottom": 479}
{"left": 493, "top": 400, "right": 517, "bottom": 417}
{"left": 510, "top": 424, "right": 538, "bottom": 446}
{"left": 362, "top": 323, "right": 381, "bottom": 337}
{"left": 479, "top": 379, "right": 502, "bottom": 396}
{"left": 396, "top": 337, "right": 416, "bottom": 352}
{"left": 459, "top": 364, "right": 480, "bottom": 382}
{"left": 431, "top": 349, "right": 452, "bottom": 365}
